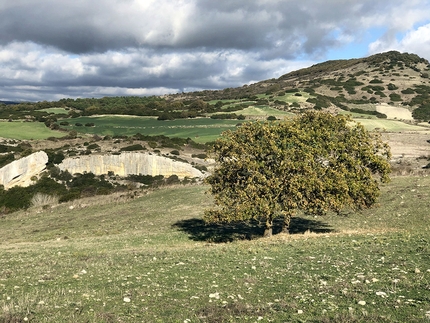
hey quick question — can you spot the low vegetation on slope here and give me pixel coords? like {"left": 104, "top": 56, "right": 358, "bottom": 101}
{"left": 0, "top": 176, "right": 429, "bottom": 322}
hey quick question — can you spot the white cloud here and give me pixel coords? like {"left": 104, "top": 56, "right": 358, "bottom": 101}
{"left": 397, "top": 24, "right": 430, "bottom": 58}
{"left": 0, "top": 0, "right": 429, "bottom": 101}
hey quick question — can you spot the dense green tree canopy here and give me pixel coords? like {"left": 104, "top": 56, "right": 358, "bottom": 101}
{"left": 205, "top": 111, "right": 391, "bottom": 237}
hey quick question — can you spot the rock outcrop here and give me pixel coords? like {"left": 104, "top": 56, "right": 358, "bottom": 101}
{"left": 58, "top": 152, "right": 203, "bottom": 178}
{"left": 0, "top": 151, "right": 49, "bottom": 189}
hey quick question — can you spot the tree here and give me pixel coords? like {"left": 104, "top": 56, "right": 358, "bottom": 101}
{"left": 204, "top": 111, "right": 391, "bottom": 237}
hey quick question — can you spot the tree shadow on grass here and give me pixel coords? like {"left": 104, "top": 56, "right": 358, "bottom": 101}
{"left": 172, "top": 217, "right": 334, "bottom": 243}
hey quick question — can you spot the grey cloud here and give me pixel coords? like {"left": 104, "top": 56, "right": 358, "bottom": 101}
{"left": 0, "top": 0, "right": 406, "bottom": 55}
{"left": 0, "top": 0, "right": 429, "bottom": 102}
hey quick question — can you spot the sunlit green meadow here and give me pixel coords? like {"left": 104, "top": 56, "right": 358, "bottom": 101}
{"left": 0, "top": 121, "right": 64, "bottom": 140}
{"left": 239, "top": 106, "right": 293, "bottom": 118}
{"left": 1, "top": 176, "right": 429, "bottom": 322}
{"left": 353, "top": 118, "right": 430, "bottom": 132}
{"left": 38, "top": 108, "right": 69, "bottom": 115}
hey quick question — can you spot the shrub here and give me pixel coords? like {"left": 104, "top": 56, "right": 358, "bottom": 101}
{"left": 194, "top": 164, "right": 208, "bottom": 172}
{"left": 120, "top": 144, "right": 145, "bottom": 151}
{"left": 0, "top": 186, "right": 32, "bottom": 212}
{"left": 126, "top": 174, "right": 164, "bottom": 186}
{"left": 148, "top": 141, "right": 157, "bottom": 149}
{"left": 0, "top": 153, "right": 15, "bottom": 168}
{"left": 45, "top": 150, "right": 65, "bottom": 166}
{"left": 192, "top": 153, "right": 208, "bottom": 159}
{"left": 157, "top": 113, "right": 174, "bottom": 121}
{"left": 59, "top": 190, "right": 81, "bottom": 203}
{"left": 389, "top": 93, "right": 402, "bottom": 101}
{"left": 401, "top": 88, "right": 415, "bottom": 94}
{"left": 165, "top": 175, "right": 180, "bottom": 185}
{"left": 87, "top": 143, "right": 100, "bottom": 150}
{"left": 170, "top": 150, "right": 180, "bottom": 155}
{"left": 387, "top": 83, "right": 398, "bottom": 90}
{"left": 210, "top": 113, "right": 238, "bottom": 120}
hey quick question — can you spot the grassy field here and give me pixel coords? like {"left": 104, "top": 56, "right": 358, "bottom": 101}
{"left": 59, "top": 116, "right": 245, "bottom": 143}
{"left": 1, "top": 113, "right": 429, "bottom": 144}
{"left": 38, "top": 108, "right": 69, "bottom": 115}
{"left": 240, "top": 106, "right": 293, "bottom": 117}
{"left": 273, "top": 91, "right": 312, "bottom": 103}
{"left": 352, "top": 118, "right": 430, "bottom": 132}
{"left": 0, "top": 121, "right": 64, "bottom": 140}
{"left": 1, "top": 176, "right": 429, "bottom": 322}
{"left": 60, "top": 114, "right": 430, "bottom": 143}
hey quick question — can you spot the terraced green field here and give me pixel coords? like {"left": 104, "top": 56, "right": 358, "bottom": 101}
{"left": 60, "top": 116, "right": 246, "bottom": 143}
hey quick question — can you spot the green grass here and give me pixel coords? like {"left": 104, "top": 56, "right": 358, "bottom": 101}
{"left": 1, "top": 177, "right": 430, "bottom": 322}
{"left": 59, "top": 116, "right": 244, "bottom": 143}
{"left": 352, "top": 119, "right": 430, "bottom": 132}
{"left": 273, "top": 92, "right": 312, "bottom": 103}
{"left": 0, "top": 121, "right": 64, "bottom": 140}
{"left": 38, "top": 108, "right": 69, "bottom": 115}
{"left": 239, "top": 106, "right": 293, "bottom": 117}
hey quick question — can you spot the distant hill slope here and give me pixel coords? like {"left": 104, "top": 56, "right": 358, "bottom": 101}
{"left": 170, "top": 51, "right": 430, "bottom": 120}
{"left": 0, "top": 100, "right": 20, "bottom": 105}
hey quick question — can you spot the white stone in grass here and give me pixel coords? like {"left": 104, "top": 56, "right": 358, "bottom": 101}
{"left": 123, "top": 297, "right": 131, "bottom": 303}
{"left": 376, "top": 291, "right": 387, "bottom": 298}
{"left": 209, "top": 292, "right": 220, "bottom": 299}
{"left": 297, "top": 310, "right": 303, "bottom": 314}
{"left": 358, "top": 300, "right": 366, "bottom": 305}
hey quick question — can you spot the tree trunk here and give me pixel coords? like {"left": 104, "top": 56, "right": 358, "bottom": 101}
{"left": 263, "top": 220, "right": 273, "bottom": 238}
{"left": 281, "top": 215, "right": 291, "bottom": 234}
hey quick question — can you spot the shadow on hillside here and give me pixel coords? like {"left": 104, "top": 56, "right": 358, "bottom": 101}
{"left": 172, "top": 217, "right": 334, "bottom": 243}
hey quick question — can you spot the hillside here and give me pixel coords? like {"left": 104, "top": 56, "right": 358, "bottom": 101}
{"left": 1, "top": 52, "right": 430, "bottom": 322}
{"left": 0, "top": 50, "right": 429, "bottom": 214}
{"left": 169, "top": 51, "right": 430, "bottom": 121}
{"left": 1, "top": 178, "right": 430, "bottom": 322}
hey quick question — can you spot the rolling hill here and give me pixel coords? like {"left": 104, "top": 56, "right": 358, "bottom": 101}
{"left": 169, "top": 51, "right": 430, "bottom": 121}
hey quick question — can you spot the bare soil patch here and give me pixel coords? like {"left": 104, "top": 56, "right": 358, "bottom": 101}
{"left": 375, "top": 103, "right": 413, "bottom": 120}
{"left": 382, "top": 132, "right": 430, "bottom": 158}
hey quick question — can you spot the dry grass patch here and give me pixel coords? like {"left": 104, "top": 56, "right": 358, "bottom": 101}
{"left": 30, "top": 193, "right": 59, "bottom": 209}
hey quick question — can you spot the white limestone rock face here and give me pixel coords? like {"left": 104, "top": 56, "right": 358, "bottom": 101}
{"left": 0, "top": 151, "right": 49, "bottom": 189}
{"left": 58, "top": 152, "right": 203, "bottom": 178}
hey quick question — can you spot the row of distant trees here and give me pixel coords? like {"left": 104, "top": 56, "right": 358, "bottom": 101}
{"left": 0, "top": 96, "right": 253, "bottom": 121}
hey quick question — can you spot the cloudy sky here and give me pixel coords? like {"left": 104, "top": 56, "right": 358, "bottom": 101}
{"left": 0, "top": 0, "right": 429, "bottom": 102}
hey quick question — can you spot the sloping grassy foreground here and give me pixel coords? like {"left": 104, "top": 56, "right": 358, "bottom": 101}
{"left": 1, "top": 177, "right": 429, "bottom": 322}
